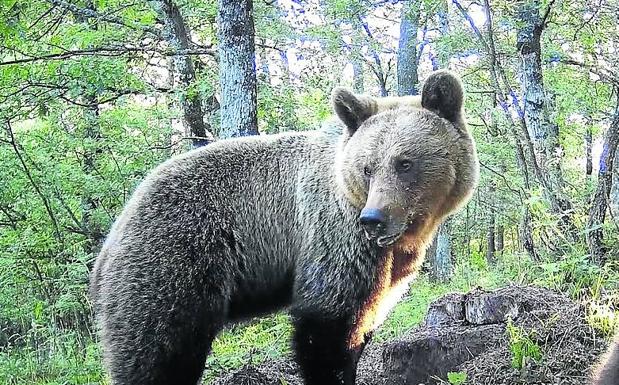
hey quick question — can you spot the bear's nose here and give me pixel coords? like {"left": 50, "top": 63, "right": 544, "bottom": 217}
{"left": 359, "top": 208, "right": 386, "bottom": 239}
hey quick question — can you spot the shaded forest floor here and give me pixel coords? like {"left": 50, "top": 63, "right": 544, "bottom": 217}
{"left": 211, "top": 285, "right": 610, "bottom": 385}
{"left": 203, "top": 253, "right": 618, "bottom": 384}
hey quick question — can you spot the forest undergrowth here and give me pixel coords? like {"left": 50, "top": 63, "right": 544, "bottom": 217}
{"left": 2, "top": 250, "right": 616, "bottom": 385}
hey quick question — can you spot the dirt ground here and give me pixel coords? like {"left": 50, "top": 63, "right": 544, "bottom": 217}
{"left": 211, "top": 285, "right": 611, "bottom": 385}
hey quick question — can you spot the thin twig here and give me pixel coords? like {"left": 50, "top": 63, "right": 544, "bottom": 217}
{"left": 0, "top": 45, "right": 216, "bottom": 66}
{"left": 46, "top": 0, "right": 161, "bottom": 36}
{"left": 4, "top": 120, "right": 63, "bottom": 244}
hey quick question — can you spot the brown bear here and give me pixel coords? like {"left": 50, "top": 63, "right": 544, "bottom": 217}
{"left": 592, "top": 334, "right": 619, "bottom": 385}
{"left": 90, "top": 69, "right": 479, "bottom": 385}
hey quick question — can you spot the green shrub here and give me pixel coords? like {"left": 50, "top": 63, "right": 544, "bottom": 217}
{"left": 506, "top": 319, "right": 542, "bottom": 370}
{"left": 447, "top": 371, "right": 468, "bottom": 385}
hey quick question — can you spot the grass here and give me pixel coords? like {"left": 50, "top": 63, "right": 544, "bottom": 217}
{"left": 205, "top": 313, "right": 293, "bottom": 381}
{"left": 0, "top": 331, "right": 104, "bottom": 385}
{"left": 585, "top": 296, "right": 619, "bottom": 337}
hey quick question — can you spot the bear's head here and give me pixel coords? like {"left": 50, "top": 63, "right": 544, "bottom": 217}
{"left": 333, "top": 70, "right": 479, "bottom": 248}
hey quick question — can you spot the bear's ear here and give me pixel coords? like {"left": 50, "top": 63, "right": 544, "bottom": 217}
{"left": 331, "top": 87, "right": 377, "bottom": 134}
{"left": 421, "top": 70, "right": 465, "bottom": 125}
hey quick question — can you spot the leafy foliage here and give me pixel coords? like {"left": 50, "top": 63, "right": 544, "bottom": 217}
{"left": 447, "top": 371, "right": 468, "bottom": 385}
{"left": 506, "top": 319, "right": 543, "bottom": 370}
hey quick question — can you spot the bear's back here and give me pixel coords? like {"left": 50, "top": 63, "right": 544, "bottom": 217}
{"left": 91, "top": 125, "right": 363, "bottom": 315}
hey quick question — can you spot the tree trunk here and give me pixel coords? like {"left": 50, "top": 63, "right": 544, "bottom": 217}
{"left": 279, "top": 50, "right": 292, "bottom": 84}
{"left": 397, "top": 0, "right": 421, "bottom": 96}
{"left": 152, "top": 0, "right": 215, "bottom": 147}
{"left": 486, "top": 214, "right": 496, "bottom": 264}
{"left": 586, "top": 126, "right": 593, "bottom": 176}
{"left": 435, "top": 0, "right": 450, "bottom": 69}
{"left": 351, "top": 28, "right": 364, "bottom": 93}
{"left": 486, "top": 181, "right": 496, "bottom": 265}
{"left": 429, "top": 220, "right": 453, "bottom": 282}
{"left": 82, "top": 104, "right": 103, "bottom": 255}
{"left": 611, "top": 152, "right": 619, "bottom": 214}
{"left": 465, "top": 205, "right": 471, "bottom": 259}
{"left": 496, "top": 224, "right": 504, "bottom": 254}
{"left": 438, "top": 0, "right": 449, "bottom": 36}
{"left": 516, "top": 0, "right": 577, "bottom": 241}
{"left": 352, "top": 59, "right": 364, "bottom": 93}
{"left": 217, "top": 0, "right": 258, "bottom": 138}
{"left": 365, "top": 48, "right": 388, "bottom": 96}
{"left": 587, "top": 97, "right": 619, "bottom": 264}
{"left": 516, "top": 0, "right": 546, "bottom": 152}
{"left": 377, "top": 74, "right": 388, "bottom": 97}
{"left": 257, "top": 38, "right": 271, "bottom": 84}
{"left": 520, "top": 207, "right": 538, "bottom": 261}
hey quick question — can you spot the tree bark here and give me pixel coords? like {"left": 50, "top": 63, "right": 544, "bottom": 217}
{"left": 486, "top": 183, "right": 496, "bottom": 264}
{"left": 352, "top": 58, "right": 364, "bottom": 93}
{"left": 496, "top": 224, "right": 504, "bottom": 254}
{"left": 257, "top": 37, "right": 272, "bottom": 85}
{"left": 217, "top": 0, "right": 258, "bottom": 138}
{"left": 486, "top": 215, "right": 496, "bottom": 264}
{"left": 586, "top": 126, "right": 593, "bottom": 176}
{"left": 397, "top": 0, "right": 421, "bottom": 96}
{"left": 279, "top": 50, "right": 293, "bottom": 85}
{"left": 429, "top": 221, "right": 453, "bottom": 282}
{"left": 435, "top": 0, "right": 450, "bottom": 69}
{"left": 351, "top": 27, "right": 364, "bottom": 93}
{"left": 520, "top": 207, "right": 538, "bottom": 261}
{"left": 151, "top": 0, "right": 215, "bottom": 147}
{"left": 612, "top": 153, "right": 619, "bottom": 214}
{"left": 465, "top": 205, "right": 471, "bottom": 259}
{"left": 587, "top": 96, "right": 619, "bottom": 265}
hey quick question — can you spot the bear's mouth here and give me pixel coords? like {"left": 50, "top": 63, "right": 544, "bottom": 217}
{"left": 366, "top": 215, "right": 427, "bottom": 248}
{"left": 374, "top": 214, "right": 427, "bottom": 247}
{"left": 376, "top": 232, "right": 403, "bottom": 247}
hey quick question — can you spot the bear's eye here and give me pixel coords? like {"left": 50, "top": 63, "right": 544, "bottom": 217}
{"left": 363, "top": 165, "right": 372, "bottom": 177}
{"left": 396, "top": 159, "right": 413, "bottom": 173}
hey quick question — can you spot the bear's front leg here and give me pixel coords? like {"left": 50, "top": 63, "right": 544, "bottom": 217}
{"left": 292, "top": 313, "right": 369, "bottom": 385}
